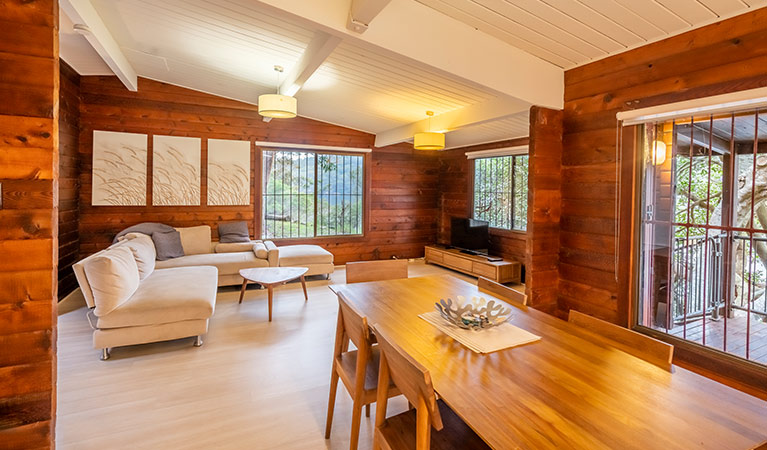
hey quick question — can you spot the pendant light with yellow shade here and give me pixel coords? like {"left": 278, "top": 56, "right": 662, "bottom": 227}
{"left": 258, "top": 65, "right": 297, "bottom": 119}
{"left": 414, "top": 111, "right": 445, "bottom": 150}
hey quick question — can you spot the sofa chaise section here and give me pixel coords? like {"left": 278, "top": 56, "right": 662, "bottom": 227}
{"left": 73, "top": 236, "right": 218, "bottom": 360}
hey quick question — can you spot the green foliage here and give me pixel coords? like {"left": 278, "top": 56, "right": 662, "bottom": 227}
{"left": 262, "top": 151, "right": 363, "bottom": 239}
{"left": 674, "top": 155, "right": 723, "bottom": 236}
{"left": 473, "top": 155, "right": 528, "bottom": 231}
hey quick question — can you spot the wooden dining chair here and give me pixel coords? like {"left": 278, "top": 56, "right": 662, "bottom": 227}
{"left": 325, "top": 291, "right": 401, "bottom": 450}
{"left": 372, "top": 325, "right": 489, "bottom": 450}
{"left": 568, "top": 309, "right": 674, "bottom": 371}
{"left": 346, "top": 259, "right": 409, "bottom": 284}
{"left": 477, "top": 276, "right": 527, "bottom": 306}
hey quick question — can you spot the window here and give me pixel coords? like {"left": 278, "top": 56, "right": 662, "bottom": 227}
{"left": 472, "top": 155, "right": 528, "bottom": 231}
{"left": 261, "top": 150, "right": 364, "bottom": 239}
{"left": 636, "top": 109, "right": 767, "bottom": 366}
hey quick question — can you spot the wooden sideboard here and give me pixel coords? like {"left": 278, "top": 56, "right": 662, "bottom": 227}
{"left": 424, "top": 245, "right": 521, "bottom": 284}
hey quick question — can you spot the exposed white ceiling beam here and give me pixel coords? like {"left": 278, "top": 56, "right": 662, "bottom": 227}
{"left": 374, "top": 97, "right": 530, "bottom": 147}
{"left": 347, "top": 0, "right": 393, "bottom": 33}
{"left": 280, "top": 32, "right": 342, "bottom": 97}
{"left": 262, "top": 31, "right": 343, "bottom": 123}
{"left": 254, "top": 0, "right": 563, "bottom": 109}
{"left": 60, "top": 0, "right": 138, "bottom": 91}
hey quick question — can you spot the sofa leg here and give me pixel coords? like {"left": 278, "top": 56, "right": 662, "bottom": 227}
{"left": 194, "top": 335, "right": 204, "bottom": 347}
{"left": 100, "top": 348, "right": 110, "bottom": 361}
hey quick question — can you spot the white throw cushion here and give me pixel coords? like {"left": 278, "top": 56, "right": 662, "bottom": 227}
{"left": 253, "top": 242, "right": 268, "bottom": 259}
{"left": 176, "top": 225, "right": 211, "bottom": 255}
{"left": 83, "top": 246, "right": 140, "bottom": 317}
{"left": 215, "top": 242, "right": 255, "bottom": 253}
{"left": 122, "top": 234, "right": 156, "bottom": 279}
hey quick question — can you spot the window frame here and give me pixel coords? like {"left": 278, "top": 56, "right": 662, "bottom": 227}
{"left": 255, "top": 147, "right": 371, "bottom": 242}
{"left": 469, "top": 153, "right": 529, "bottom": 233}
{"left": 624, "top": 110, "right": 767, "bottom": 396}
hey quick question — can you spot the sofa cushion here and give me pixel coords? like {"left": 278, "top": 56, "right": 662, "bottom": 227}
{"left": 155, "top": 251, "right": 268, "bottom": 275}
{"left": 122, "top": 234, "right": 156, "bottom": 279}
{"left": 264, "top": 240, "right": 279, "bottom": 266}
{"left": 215, "top": 241, "right": 255, "bottom": 253}
{"left": 253, "top": 242, "right": 268, "bottom": 259}
{"left": 83, "top": 246, "right": 140, "bottom": 317}
{"left": 218, "top": 221, "right": 250, "bottom": 243}
{"left": 153, "top": 229, "right": 184, "bottom": 260}
{"left": 73, "top": 249, "right": 109, "bottom": 309}
{"left": 278, "top": 244, "right": 334, "bottom": 266}
{"left": 97, "top": 266, "right": 217, "bottom": 329}
{"left": 176, "top": 225, "right": 211, "bottom": 255}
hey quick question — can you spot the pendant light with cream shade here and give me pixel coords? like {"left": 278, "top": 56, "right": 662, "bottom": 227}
{"left": 414, "top": 111, "right": 445, "bottom": 150}
{"left": 258, "top": 65, "right": 297, "bottom": 119}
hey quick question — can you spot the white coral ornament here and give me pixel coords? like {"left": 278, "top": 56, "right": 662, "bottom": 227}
{"left": 435, "top": 296, "right": 511, "bottom": 330}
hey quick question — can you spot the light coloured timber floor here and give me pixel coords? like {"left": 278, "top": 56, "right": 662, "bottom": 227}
{"left": 57, "top": 260, "right": 520, "bottom": 449}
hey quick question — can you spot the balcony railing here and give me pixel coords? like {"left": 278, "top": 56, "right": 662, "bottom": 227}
{"left": 672, "top": 234, "right": 767, "bottom": 324}
{"left": 669, "top": 234, "right": 767, "bottom": 363}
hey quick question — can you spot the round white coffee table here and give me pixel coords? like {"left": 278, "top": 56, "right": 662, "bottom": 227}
{"left": 238, "top": 267, "right": 309, "bottom": 321}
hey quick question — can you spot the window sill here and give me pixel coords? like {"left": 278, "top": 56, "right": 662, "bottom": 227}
{"left": 264, "top": 235, "right": 366, "bottom": 245}
{"left": 489, "top": 227, "right": 527, "bottom": 237}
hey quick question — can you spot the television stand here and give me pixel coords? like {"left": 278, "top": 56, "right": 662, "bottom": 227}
{"left": 424, "top": 245, "right": 521, "bottom": 284}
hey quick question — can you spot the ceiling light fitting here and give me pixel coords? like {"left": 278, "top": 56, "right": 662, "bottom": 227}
{"left": 258, "top": 65, "right": 297, "bottom": 119}
{"left": 414, "top": 111, "right": 445, "bottom": 151}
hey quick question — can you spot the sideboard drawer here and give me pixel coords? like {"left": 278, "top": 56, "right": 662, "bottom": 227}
{"left": 425, "top": 248, "right": 443, "bottom": 263}
{"left": 443, "top": 253, "right": 473, "bottom": 272}
{"left": 472, "top": 262, "right": 497, "bottom": 279}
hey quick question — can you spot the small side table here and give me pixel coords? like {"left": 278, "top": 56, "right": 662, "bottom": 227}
{"left": 238, "top": 267, "right": 309, "bottom": 321}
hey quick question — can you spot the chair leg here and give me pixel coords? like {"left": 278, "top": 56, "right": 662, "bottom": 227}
{"left": 324, "top": 370, "right": 340, "bottom": 439}
{"left": 372, "top": 428, "right": 382, "bottom": 450}
{"left": 349, "top": 400, "right": 364, "bottom": 450}
{"left": 100, "top": 348, "right": 110, "bottom": 361}
{"left": 194, "top": 335, "right": 203, "bottom": 347}
{"left": 365, "top": 403, "right": 371, "bottom": 418}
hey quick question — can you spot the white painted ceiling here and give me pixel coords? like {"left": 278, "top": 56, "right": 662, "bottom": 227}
{"left": 59, "top": 0, "right": 766, "bottom": 149}
{"left": 417, "top": 0, "right": 767, "bottom": 69}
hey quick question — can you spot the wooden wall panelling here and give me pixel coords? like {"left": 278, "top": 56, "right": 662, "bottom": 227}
{"left": 562, "top": 7, "right": 767, "bottom": 395}
{"left": 526, "top": 106, "right": 562, "bottom": 315}
{"left": 58, "top": 61, "right": 80, "bottom": 300}
{"left": 436, "top": 137, "right": 530, "bottom": 265}
{"left": 0, "top": 0, "right": 58, "bottom": 448}
{"left": 77, "top": 77, "right": 440, "bottom": 264}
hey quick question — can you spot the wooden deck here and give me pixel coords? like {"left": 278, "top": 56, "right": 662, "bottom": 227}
{"left": 661, "top": 312, "right": 767, "bottom": 365}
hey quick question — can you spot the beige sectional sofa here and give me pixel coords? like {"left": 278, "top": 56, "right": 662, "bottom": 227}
{"left": 72, "top": 224, "right": 335, "bottom": 359}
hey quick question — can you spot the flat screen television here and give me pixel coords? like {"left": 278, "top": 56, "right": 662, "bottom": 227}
{"left": 450, "top": 217, "right": 489, "bottom": 252}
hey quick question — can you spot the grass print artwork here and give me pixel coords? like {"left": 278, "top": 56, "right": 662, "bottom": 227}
{"left": 92, "top": 131, "right": 148, "bottom": 206}
{"left": 207, "top": 139, "right": 250, "bottom": 206}
{"left": 153, "top": 135, "right": 201, "bottom": 206}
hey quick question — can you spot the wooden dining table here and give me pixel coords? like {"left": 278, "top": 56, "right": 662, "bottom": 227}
{"left": 333, "top": 275, "right": 767, "bottom": 450}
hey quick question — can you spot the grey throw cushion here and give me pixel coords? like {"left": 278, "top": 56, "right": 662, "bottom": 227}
{"left": 218, "top": 221, "right": 250, "bottom": 243}
{"left": 152, "top": 230, "right": 185, "bottom": 260}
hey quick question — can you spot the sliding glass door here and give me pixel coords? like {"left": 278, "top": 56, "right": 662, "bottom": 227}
{"left": 637, "top": 110, "right": 767, "bottom": 366}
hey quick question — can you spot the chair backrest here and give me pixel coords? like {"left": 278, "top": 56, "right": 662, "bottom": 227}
{"left": 345, "top": 259, "right": 408, "bottom": 284}
{"left": 337, "top": 291, "right": 371, "bottom": 350}
{"left": 477, "top": 277, "right": 527, "bottom": 306}
{"left": 372, "top": 325, "right": 442, "bottom": 432}
{"left": 568, "top": 310, "right": 674, "bottom": 371}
